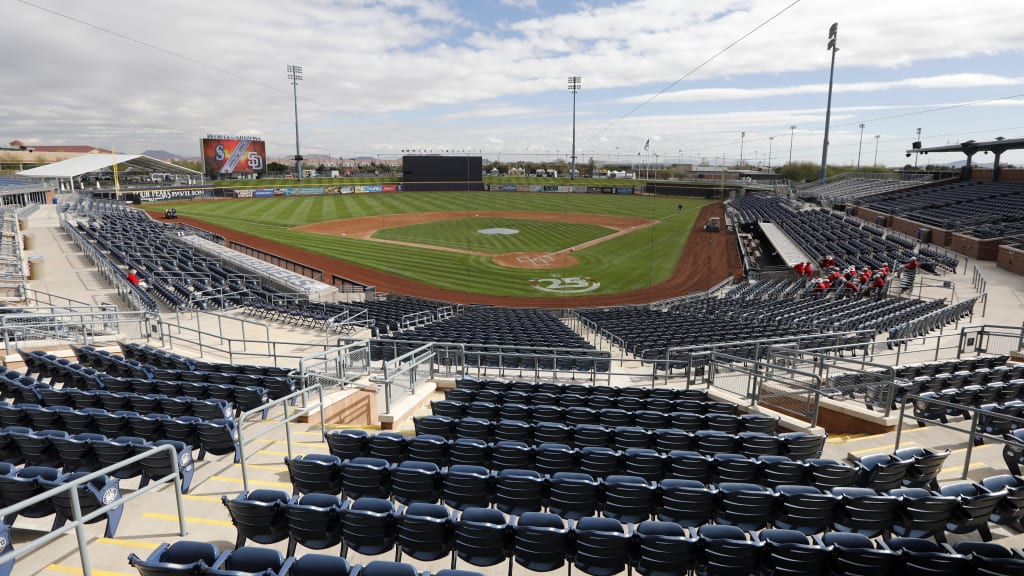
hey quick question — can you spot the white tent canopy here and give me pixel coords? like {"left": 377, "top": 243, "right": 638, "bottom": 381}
{"left": 16, "top": 153, "right": 200, "bottom": 179}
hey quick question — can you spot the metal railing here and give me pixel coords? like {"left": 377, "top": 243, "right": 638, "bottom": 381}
{"left": 376, "top": 342, "right": 435, "bottom": 413}
{"left": 972, "top": 265, "right": 989, "bottom": 316}
{"left": 156, "top": 314, "right": 332, "bottom": 366}
{"left": 298, "top": 341, "right": 372, "bottom": 389}
{"left": 764, "top": 344, "right": 900, "bottom": 416}
{"left": 0, "top": 443, "right": 187, "bottom": 576}
{"left": 23, "top": 288, "right": 102, "bottom": 311}
{"left": 0, "top": 310, "right": 154, "bottom": 353}
{"left": 236, "top": 385, "right": 326, "bottom": 493}
{"left": 893, "top": 393, "right": 1024, "bottom": 481}
{"left": 706, "top": 351, "right": 824, "bottom": 426}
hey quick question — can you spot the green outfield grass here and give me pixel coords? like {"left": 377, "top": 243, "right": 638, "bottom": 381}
{"left": 373, "top": 217, "right": 614, "bottom": 254}
{"left": 160, "top": 191, "right": 712, "bottom": 298}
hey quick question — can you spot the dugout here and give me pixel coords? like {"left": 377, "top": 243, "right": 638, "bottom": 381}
{"left": 402, "top": 155, "right": 483, "bottom": 192}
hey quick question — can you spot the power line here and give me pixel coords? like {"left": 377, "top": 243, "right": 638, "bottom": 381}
{"left": 14, "top": 0, "right": 432, "bottom": 149}
{"left": 582, "top": 0, "right": 803, "bottom": 146}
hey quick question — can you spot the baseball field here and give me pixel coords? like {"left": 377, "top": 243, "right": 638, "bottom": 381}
{"left": 158, "top": 191, "right": 738, "bottom": 305}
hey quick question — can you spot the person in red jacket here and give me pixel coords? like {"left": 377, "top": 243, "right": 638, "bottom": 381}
{"left": 869, "top": 273, "right": 886, "bottom": 298}
{"left": 126, "top": 268, "right": 149, "bottom": 290}
{"left": 803, "top": 262, "right": 814, "bottom": 278}
{"left": 794, "top": 261, "right": 805, "bottom": 277}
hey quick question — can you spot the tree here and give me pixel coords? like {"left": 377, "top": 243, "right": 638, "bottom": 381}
{"left": 170, "top": 159, "right": 202, "bottom": 172}
{"left": 267, "top": 161, "right": 289, "bottom": 174}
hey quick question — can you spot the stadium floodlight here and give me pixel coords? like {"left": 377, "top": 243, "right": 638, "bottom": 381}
{"left": 568, "top": 76, "right": 581, "bottom": 180}
{"left": 788, "top": 125, "right": 796, "bottom": 165}
{"left": 873, "top": 134, "right": 880, "bottom": 166}
{"left": 820, "top": 23, "right": 838, "bottom": 180}
{"left": 914, "top": 127, "right": 922, "bottom": 167}
{"left": 739, "top": 131, "right": 745, "bottom": 168}
{"left": 287, "top": 64, "right": 304, "bottom": 181}
{"left": 767, "top": 136, "right": 774, "bottom": 170}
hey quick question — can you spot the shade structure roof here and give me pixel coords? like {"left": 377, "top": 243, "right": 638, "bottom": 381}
{"left": 16, "top": 154, "right": 200, "bottom": 178}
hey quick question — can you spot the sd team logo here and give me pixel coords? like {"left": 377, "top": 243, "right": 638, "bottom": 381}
{"left": 529, "top": 274, "right": 600, "bottom": 293}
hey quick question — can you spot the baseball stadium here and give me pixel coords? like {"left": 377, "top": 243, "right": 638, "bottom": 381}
{"left": 3, "top": 3, "right": 1024, "bottom": 576}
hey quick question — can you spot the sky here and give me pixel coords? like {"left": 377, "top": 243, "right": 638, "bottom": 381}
{"left": 4, "top": 0, "right": 1024, "bottom": 169}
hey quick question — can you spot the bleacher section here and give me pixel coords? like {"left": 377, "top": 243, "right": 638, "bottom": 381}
{"left": 729, "top": 195, "right": 959, "bottom": 272}
{"left": 796, "top": 174, "right": 931, "bottom": 204}
{"left": 578, "top": 278, "right": 962, "bottom": 362}
{"left": 860, "top": 181, "right": 1024, "bottom": 236}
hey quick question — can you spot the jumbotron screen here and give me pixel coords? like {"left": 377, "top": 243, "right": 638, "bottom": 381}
{"left": 200, "top": 136, "right": 267, "bottom": 178}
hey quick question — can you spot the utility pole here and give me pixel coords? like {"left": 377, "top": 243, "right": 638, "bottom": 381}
{"left": 856, "top": 123, "right": 865, "bottom": 168}
{"left": 820, "top": 23, "right": 839, "bottom": 181}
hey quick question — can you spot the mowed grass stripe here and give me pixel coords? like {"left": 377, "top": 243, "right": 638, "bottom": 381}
{"left": 168, "top": 193, "right": 711, "bottom": 297}
{"left": 374, "top": 218, "right": 613, "bottom": 254}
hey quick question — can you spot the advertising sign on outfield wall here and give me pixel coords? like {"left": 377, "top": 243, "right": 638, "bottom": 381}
{"left": 253, "top": 189, "right": 275, "bottom": 197}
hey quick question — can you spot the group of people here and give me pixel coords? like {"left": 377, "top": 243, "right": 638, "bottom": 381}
{"left": 799, "top": 254, "right": 920, "bottom": 299}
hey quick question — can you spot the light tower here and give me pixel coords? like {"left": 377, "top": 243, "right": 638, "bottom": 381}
{"left": 914, "top": 127, "right": 922, "bottom": 167}
{"left": 739, "top": 131, "right": 746, "bottom": 168}
{"left": 820, "top": 22, "right": 839, "bottom": 180}
{"left": 873, "top": 134, "right": 880, "bottom": 166}
{"left": 287, "top": 64, "right": 304, "bottom": 181}
{"left": 568, "top": 76, "right": 581, "bottom": 180}
{"left": 788, "top": 125, "right": 796, "bottom": 165}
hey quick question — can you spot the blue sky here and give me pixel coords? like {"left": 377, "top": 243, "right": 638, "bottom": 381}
{"left": 4, "top": 0, "right": 1024, "bottom": 168}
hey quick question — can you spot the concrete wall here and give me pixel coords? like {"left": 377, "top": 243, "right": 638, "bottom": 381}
{"left": 998, "top": 244, "right": 1024, "bottom": 275}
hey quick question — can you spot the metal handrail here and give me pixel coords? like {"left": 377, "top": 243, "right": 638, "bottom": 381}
{"left": 236, "top": 384, "right": 326, "bottom": 492}
{"left": 894, "top": 393, "right": 1024, "bottom": 481}
{"left": 158, "top": 315, "right": 331, "bottom": 365}
{"left": 0, "top": 442, "right": 187, "bottom": 576}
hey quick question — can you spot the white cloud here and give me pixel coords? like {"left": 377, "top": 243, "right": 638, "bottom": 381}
{"left": 2, "top": 0, "right": 1023, "bottom": 167}
{"left": 619, "top": 74, "right": 1024, "bottom": 104}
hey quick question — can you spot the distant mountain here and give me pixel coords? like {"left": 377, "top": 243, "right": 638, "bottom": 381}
{"left": 941, "top": 159, "right": 994, "bottom": 168}
{"left": 140, "top": 149, "right": 187, "bottom": 161}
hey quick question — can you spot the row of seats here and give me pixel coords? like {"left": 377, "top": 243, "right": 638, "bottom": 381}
{"left": 430, "top": 401, "right": 755, "bottom": 428}
{"left": 442, "top": 391, "right": 733, "bottom": 415}
{"left": 913, "top": 386, "right": 1024, "bottom": 424}
{"left": 330, "top": 427, "right": 827, "bottom": 463}
{"left": 5, "top": 389, "right": 233, "bottom": 420}
{"left": 68, "top": 346, "right": 296, "bottom": 396}
{"left": 288, "top": 443, "right": 953, "bottom": 499}
{"left": 288, "top": 451, "right": 869, "bottom": 495}
{"left": 219, "top": 489, "right": 1024, "bottom": 571}
{"left": 894, "top": 356, "right": 1013, "bottom": 379}
{"left": 0, "top": 421, "right": 234, "bottom": 479}
{"left": 130, "top": 528, "right": 1024, "bottom": 576}
{"left": 410, "top": 416, "right": 800, "bottom": 450}
{"left": 116, "top": 341, "right": 293, "bottom": 377}
{"left": 22, "top": 348, "right": 276, "bottom": 408}
{"left": 131, "top": 546, "right": 472, "bottom": 576}
{"left": 0, "top": 464, "right": 123, "bottom": 539}
{"left": 453, "top": 377, "right": 710, "bottom": 401}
